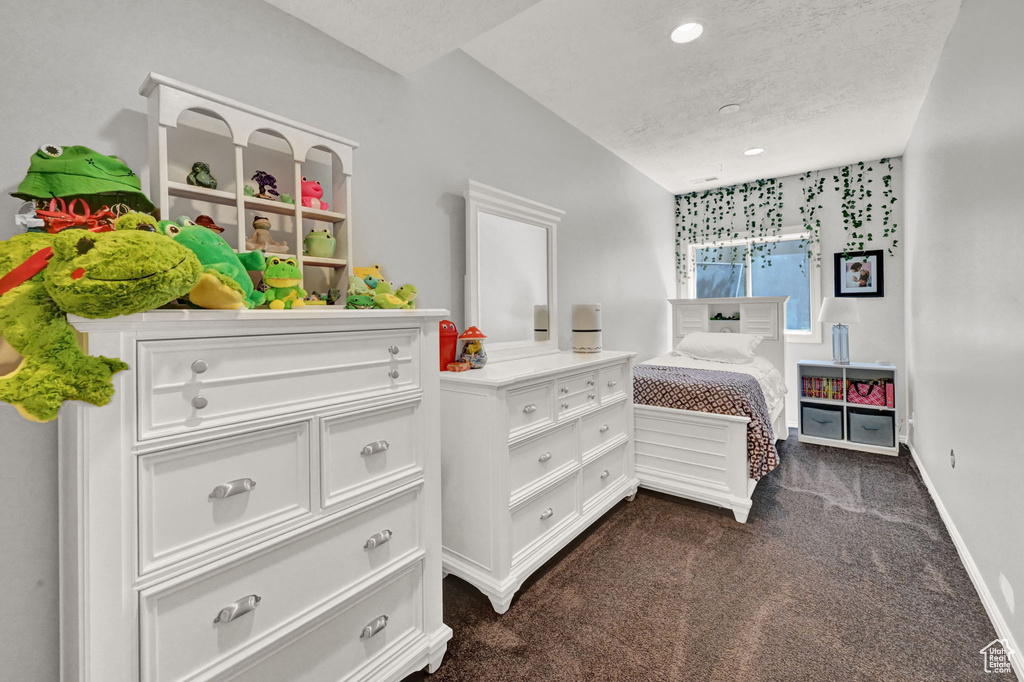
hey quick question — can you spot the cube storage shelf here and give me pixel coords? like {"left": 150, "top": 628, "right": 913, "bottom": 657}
{"left": 141, "top": 72, "right": 357, "bottom": 295}
{"left": 797, "top": 360, "right": 899, "bottom": 456}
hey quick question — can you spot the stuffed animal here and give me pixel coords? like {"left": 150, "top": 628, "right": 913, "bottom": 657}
{"left": 0, "top": 228, "right": 201, "bottom": 421}
{"left": 300, "top": 177, "right": 329, "bottom": 211}
{"left": 158, "top": 219, "right": 266, "bottom": 309}
{"left": 347, "top": 275, "right": 372, "bottom": 298}
{"left": 263, "top": 256, "right": 306, "bottom": 309}
{"left": 395, "top": 284, "right": 418, "bottom": 309}
{"left": 353, "top": 264, "right": 384, "bottom": 281}
{"left": 372, "top": 281, "right": 405, "bottom": 309}
{"left": 345, "top": 294, "right": 376, "bottom": 309}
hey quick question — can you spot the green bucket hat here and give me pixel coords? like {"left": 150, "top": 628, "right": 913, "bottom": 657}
{"left": 11, "top": 144, "right": 155, "bottom": 212}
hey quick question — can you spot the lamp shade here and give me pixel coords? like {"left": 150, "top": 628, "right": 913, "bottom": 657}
{"left": 818, "top": 297, "right": 861, "bottom": 324}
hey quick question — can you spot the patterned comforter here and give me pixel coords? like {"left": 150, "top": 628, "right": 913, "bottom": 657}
{"left": 633, "top": 364, "right": 779, "bottom": 480}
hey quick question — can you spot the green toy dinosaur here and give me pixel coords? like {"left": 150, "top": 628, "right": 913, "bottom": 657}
{"left": 263, "top": 257, "right": 306, "bottom": 309}
{"left": 0, "top": 228, "right": 201, "bottom": 422}
{"left": 157, "top": 219, "right": 266, "bottom": 309}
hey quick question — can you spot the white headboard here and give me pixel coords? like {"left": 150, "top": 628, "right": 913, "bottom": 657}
{"left": 669, "top": 297, "right": 788, "bottom": 373}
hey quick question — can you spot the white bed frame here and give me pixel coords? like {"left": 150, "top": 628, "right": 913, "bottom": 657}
{"left": 634, "top": 297, "right": 788, "bottom": 523}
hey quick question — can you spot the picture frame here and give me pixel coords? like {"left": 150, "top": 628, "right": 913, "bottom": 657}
{"left": 834, "top": 250, "right": 884, "bottom": 297}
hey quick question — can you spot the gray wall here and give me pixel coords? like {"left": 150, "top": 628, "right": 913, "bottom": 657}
{"left": 903, "top": 0, "right": 1023, "bottom": 663}
{"left": 0, "top": 1, "right": 674, "bottom": 678}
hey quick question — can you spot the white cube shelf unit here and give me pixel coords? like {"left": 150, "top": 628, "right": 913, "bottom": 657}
{"left": 140, "top": 72, "right": 356, "bottom": 294}
{"left": 797, "top": 360, "right": 899, "bottom": 456}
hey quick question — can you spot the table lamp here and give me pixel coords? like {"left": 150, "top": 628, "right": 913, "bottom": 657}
{"left": 818, "top": 297, "right": 860, "bottom": 364}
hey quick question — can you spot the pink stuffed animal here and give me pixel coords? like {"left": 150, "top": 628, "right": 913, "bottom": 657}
{"left": 301, "top": 177, "right": 329, "bottom": 211}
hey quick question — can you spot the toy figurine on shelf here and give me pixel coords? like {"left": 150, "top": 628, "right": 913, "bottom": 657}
{"left": 302, "top": 227, "right": 336, "bottom": 258}
{"left": 186, "top": 161, "right": 217, "bottom": 189}
{"left": 439, "top": 320, "right": 459, "bottom": 371}
{"left": 280, "top": 193, "right": 294, "bottom": 205}
{"left": 246, "top": 215, "right": 289, "bottom": 253}
{"left": 301, "top": 177, "right": 329, "bottom": 211}
{"left": 263, "top": 256, "right": 306, "bottom": 309}
{"left": 250, "top": 170, "right": 279, "bottom": 200}
{"left": 243, "top": 185, "right": 255, "bottom": 197}
{"left": 193, "top": 214, "right": 225, "bottom": 233}
{"left": 458, "top": 327, "right": 488, "bottom": 369}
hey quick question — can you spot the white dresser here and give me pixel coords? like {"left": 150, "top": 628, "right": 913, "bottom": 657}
{"left": 439, "top": 351, "right": 638, "bottom": 613}
{"left": 58, "top": 309, "right": 451, "bottom": 682}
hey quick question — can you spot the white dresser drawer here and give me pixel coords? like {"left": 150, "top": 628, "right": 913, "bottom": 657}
{"left": 225, "top": 562, "right": 424, "bottom": 682}
{"left": 320, "top": 399, "right": 422, "bottom": 510}
{"left": 508, "top": 422, "right": 576, "bottom": 497}
{"left": 581, "top": 442, "right": 628, "bottom": 510}
{"left": 598, "top": 363, "right": 627, "bottom": 403}
{"left": 138, "top": 421, "right": 312, "bottom": 575}
{"left": 557, "top": 388, "right": 597, "bottom": 418}
{"left": 137, "top": 329, "right": 419, "bottom": 440}
{"left": 141, "top": 486, "right": 422, "bottom": 682}
{"left": 507, "top": 383, "right": 553, "bottom": 436}
{"left": 510, "top": 475, "right": 578, "bottom": 562}
{"left": 579, "top": 402, "right": 627, "bottom": 457}
{"left": 555, "top": 371, "right": 596, "bottom": 399}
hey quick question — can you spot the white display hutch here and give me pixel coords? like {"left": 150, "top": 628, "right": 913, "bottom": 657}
{"left": 797, "top": 360, "right": 899, "bottom": 455}
{"left": 140, "top": 73, "right": 356, "bottom": 295}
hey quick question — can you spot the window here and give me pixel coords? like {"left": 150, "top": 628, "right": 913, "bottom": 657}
{"left": 688, "top": 232, "right": 820, "bottom": 341}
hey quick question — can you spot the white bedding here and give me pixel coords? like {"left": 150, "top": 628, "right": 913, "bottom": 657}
{"left": 640, "top": 353, "right": 788, "bottom": 414}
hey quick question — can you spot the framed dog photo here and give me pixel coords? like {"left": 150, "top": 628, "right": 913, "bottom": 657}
{"left": 834, "top": 250, "right": 884, "bottom": 297}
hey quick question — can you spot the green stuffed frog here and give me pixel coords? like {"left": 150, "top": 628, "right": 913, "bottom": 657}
{"left": 263, "top": 256, "right": 306, "bottom": 309}
{"left": 0, "top": 227, "right": 201, "bottom": 422}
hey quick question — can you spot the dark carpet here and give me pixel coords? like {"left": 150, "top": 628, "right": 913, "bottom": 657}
{"left": 407, "top": 431, "right": 1001, "bottom": 681}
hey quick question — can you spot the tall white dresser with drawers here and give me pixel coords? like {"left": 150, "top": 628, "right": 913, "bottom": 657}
{"left": 58, "top": 309, "right": 451, "bottom": 682}
{"left": 439, "top": 351, "right": 638, "bottom": 613}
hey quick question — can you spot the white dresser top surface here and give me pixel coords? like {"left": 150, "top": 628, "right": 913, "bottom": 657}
{"left": 70, "top": 307, "right": 450, "bottom": 331}
{"left": 440, "top": 350, "right": 635, "bottom": 388}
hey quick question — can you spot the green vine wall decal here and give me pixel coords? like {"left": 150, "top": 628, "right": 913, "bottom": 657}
{"left": 675, "top": 158, "right": 899, "bottom": 283}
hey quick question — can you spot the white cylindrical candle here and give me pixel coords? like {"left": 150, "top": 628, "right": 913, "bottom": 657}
{"left": 534, "top": 305, "right": 549, "bottom": 341}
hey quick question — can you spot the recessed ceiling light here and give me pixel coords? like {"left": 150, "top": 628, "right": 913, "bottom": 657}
{"left": 718, "top": 104, "right": 741, "bottom": 115}
{"left": 671, "top": 22, "right": 704, "bottom": 44}
{"left": 744, "top": 148, "right": 765, "bottom": 156}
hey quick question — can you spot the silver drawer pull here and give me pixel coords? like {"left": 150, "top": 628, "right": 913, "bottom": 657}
{"left": 607, "top": 380, "right": 618, "bottom": 387}
{"left": 600, "top": 469, "right": 610, "bottom": 479}
{"left": 361, "top": 615, "right": 389, "bottom": 639}
{"left": 361, "top": 440, "right": 390, "bottom": 456}
{"left": 560, "top": 386, "right": 569, "bottom": 394}
{"left": 388, "top": 345, "right": 400, "bottom": 355}
{"left": 587, "top": 379, "right": 595, "bottom": 386}
{"left": 523, "top": 404, "right": 537, "bottom": 414}
{"left": 540, "top": 508, "right": 554, "bottom": 520}
{"left": 214, "top": 595, "right": 261, "bottom": 624}
{"left": 588, "top": 393, "right": 596, "bottom": 400}
{"left": 599, "top": 424, "right": 610, "bottom": 433}
{"left": 561, "top": 402, "right": 570, "bottom": 409}
{"left": 192, "top": 395, "right": 209, "bottom": 410}
{"left": 209, "top": 478, "right": 256, "bottom": 499}
{"left": 538, "top": 452, "right": 552, "bottom": 463}
{"left": 388, "top": 369, "right": 400, "bottom": 379}
{"left": 191, "top": 359, "right": 209, "bottom": 374}
{"left": 364, "top": 529, "right": 393, "bottom": 549}
{"left": 861, "top": 425, "right": 881, "bottom": 431}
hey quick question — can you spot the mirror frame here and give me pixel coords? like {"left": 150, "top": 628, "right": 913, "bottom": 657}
{"left": 466, "top": 180, "right": 564, "bottom": 362}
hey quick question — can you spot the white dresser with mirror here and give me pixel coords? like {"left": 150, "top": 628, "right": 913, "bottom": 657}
{"left": 440, "top": 182, "right": 637, "bottom": 613}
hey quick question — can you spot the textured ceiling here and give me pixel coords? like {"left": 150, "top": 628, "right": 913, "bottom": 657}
{"left": 263, "top": 0, "right": 962, "bottom": 194}
{"left": 261, "top": 0, "right": 544, "bottom": 75}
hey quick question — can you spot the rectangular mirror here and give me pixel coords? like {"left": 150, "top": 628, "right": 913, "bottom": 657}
{"left": 466, "top": 181, "right": 564, "bottom": 362}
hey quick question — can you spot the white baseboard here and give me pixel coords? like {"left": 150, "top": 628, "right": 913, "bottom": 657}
{"left": 907, "top": 440, "right": 1022, "bottom": 680}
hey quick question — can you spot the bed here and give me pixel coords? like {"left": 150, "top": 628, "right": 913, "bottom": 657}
{"left": 633, "top": 297, "right": 788, "bottom": 523}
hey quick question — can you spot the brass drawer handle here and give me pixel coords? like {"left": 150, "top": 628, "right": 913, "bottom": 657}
{"left": 599, "top": 424, "right": 610, "bottom": 433}
{"left": 361, "top": 615, "right": 389, "bottom": 639}
{"left": 361, "top": 440, "right": 390, "bottom": 456}
{"left": 600, "top": 469, "right": 610, "bottom": 479}
{"left": 523, "top": 404, "right": 537, "bottom": 414}
{"left": 364, "top": 529, "right": 393, "bottom": 549}
{"left": 388, "top": 369, "right": 400, "bottom": 379}
{"left": 388, "top": 345, "right": 400, "bottom": 355}
{"left": 191, "top": 395, "right": 209, "bottom": 410}
{"left": 538, "top": 452, "right": 552, "bottom": 463}
{"left": 209, "top": 478, "right": 256, "bottom": 499}
{"left": 214, "top": 595, "right": 261, "bottom": 624}
{"left": 540, "top": 508, "right": 554, "bottom": 520}
{"left": 191, "top": 359, "right": 209, "bottom": 374}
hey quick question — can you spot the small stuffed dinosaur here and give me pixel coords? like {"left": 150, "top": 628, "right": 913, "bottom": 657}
{"left": 0, "top": 226, "right": 201, "bottom": 421}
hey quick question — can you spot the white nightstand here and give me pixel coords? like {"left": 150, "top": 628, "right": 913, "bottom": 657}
{"left": 797, "top": 360, "right": 899, "bottom": 456}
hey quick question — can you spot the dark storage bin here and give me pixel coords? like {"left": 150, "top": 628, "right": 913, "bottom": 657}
{"left": 847, "top": 408, "right": 895, "bottom": 447}
{"left": 801, "top": 403, "right": 843, "bottom": 440}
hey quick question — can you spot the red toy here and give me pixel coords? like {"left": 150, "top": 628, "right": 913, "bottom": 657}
{"left": 439, "top": 320, "right": 459, "bottom": 371}
{"left": 300, "top": 177, "right": 329, "bottom": 211}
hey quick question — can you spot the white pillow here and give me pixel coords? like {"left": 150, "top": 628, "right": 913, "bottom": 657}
{"left": 672, "top": 332, "right": 763, "bottom": 364}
